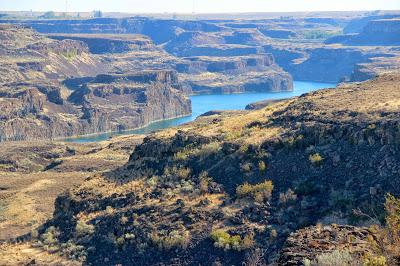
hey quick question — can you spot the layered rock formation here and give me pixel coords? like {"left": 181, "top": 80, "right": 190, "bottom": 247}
{"left": 278, "top": 225, "right": 374, "bottom": 265}
{"left": 343, "top": 13, "right": 400, "bottom": 34}
{"left": 351, "top": 56, "right": 400, "bottom": 81}
{"left": 49, "top": 33, "right": 292, "bottom": 95}
{"left": 4, "top": 14, "right": 400, "bottom": 83}
{"left": 0, "top": 25, "right": 191, "bottom": 141}
{"left": 0, "top": 70, "right": 190, "bottom": 141}
{"left": 176, "top": 54, "right": 293, "bottom": 94}
{"left": 327, "top": 18, "right": 400, "bottom": 46}
{"left": 49, "top": 34, "right": 156, "bottom": 54}
{"left": 288, "top": 47, "right": 393, "bottom": 82}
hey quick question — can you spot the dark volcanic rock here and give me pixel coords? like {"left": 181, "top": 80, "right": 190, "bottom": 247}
{"left": 278, "top": 225, "right": 374, "bottom": 265}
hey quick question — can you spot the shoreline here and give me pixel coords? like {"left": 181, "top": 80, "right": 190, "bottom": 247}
{"left": 56, "top": 112, "right": 192, "bottom": 142}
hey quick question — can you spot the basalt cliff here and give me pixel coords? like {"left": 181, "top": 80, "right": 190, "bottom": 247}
{"left": 0, "top": 25, "right": 191, "bottom": 141}
{"left": 3, "top": 13, "right": 400, "bottom": 84}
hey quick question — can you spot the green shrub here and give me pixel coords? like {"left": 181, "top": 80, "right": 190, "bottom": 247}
{"left": 301, "top": 30, "right": 341, "bottom": 39}
{"left": 363, "top": 254, "right": 387, "bottom": 266}
{"left": 194, "top": 142, "right": 220, "bottom": 159}
{"left": 177, "top": 167, "right": 191, "bottom": 179}
{"left": 269, "top": 229, "right": 277, "bottom": 241}
{"left": 309, "top": 153, "right": 323, "bottom": 165}
{"left": 258, "top": 161, "right": 266, "bottom": 173}
{"left": 40, "top": 226, "right": 60, "bottom": 252}
{"left": 174, "top": 149, "right": 190, "bottom": 160}
{"left": 225, "top": 131, "right": 241, "bottom": 141}
{"left": 236, "top": 180, "right": 274, "bottom": 202}
{"left": 241, "top": 162, "right": 252, "bottom": 173}
{"left": 239, "top": 144, "right": 249, "bottom": 153}
{"left": 60, "top": 240, "right": 87, "bottom": 262}
{"left": 165, "top": 166, "right": 192, "bottom": 179}
{"left": 75, "top": 220, "right": 95, "bottom": 237}
{"left": 105, "top": 205, "right": 114, "bottom": 214}
{"left": 210, "top": 229, "right": 254, "bottom": 251}
{"left": 120, "top": 216, "right": 129, "bottom": 225}
{"left": 151, "top": 229, "right": 191, "bottom": 250}
{"left": 367, "top": 194, "right": 400, "bottom": 264}
{"left": 146, "top": 176, "right": 159, "bottom": 187}
{"left": 61, "top": 49, "right": 78, "bottom": 60}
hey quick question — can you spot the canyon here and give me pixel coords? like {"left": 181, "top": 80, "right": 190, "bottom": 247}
{"left": 1, "top": 10, "right": 400, "bottom": 266}
{"left": 0, "top": 25, "right": 192, "bottom": 141}
{"left": 2, "top": 12, "right": 400, "bottom": 141}
{"left": 3, "top": 12, "right": 400, "bottom": 85}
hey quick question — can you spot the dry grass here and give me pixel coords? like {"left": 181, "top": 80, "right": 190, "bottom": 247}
{"left": 0, "top": 242, "right": 80, "bottom": 266}
{"left": 0, "top": 134, "right": 143, "bottom": 241}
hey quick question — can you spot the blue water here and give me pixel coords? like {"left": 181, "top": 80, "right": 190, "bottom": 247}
{"left": 63, "top": 81, "right": 335, "bottom": 143}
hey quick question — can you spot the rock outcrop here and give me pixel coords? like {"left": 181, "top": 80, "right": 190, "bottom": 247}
{"left": 0, "top": 71, "right": 190, "bottom": 141}
{"left": 278, "top": 225, "right": 374, "bottom": 265}
{"left": 3, "top": 15, "right": 400, "bottom": 84}
{"left": 48, "top": 34, "right": 155, "bottom": 54}
{"left": 350, "top": 56, "right": 400, "bottom": 81}
{"left": 264, "top": 44, "right": 399, "bottom": 82}
{"left": 326, "top": 18, "right": 400, "bottom": 46}
{"left": 288, "top": 47, "right": 392, "bottom": 82}
{"left": 177, "top": 54, "right": 293, "bottom": 94}
{"left": 0, "top": 25, "right": 191, "bottom": 141}
{"left": 245, "top": 98, "right": 287, "bottom": 110}
{"left": 343, "top": 14, "right": 400, "bottom": 34}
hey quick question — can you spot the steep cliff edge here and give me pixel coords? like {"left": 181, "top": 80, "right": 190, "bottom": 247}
{"left": 48, "top": 34, "right": 156, "bottom": 54}
{"left": 350, "top": 56, "right": 400, "bottom": 81}
{"left": 0, "top": 25, "right": 191, "bottom": 141}
{"left": 38, "top": 74, "right": 400, "bottom": 265}
{"left": 4, "top": 16, "right": 399, "bottom": 84}
{"left": 326, "top": 18, "right": 400, "bottom": 46}
{"left": 0, "top": 24, "right": 106, "bottom": 83}
{"left": 176, "top": 54, "right": 293, "bottom": 94}
{"left": 263, "top": 43, "right": 397, "bottom": 83}
{"left": 0, "top": 70, "right": 190, "bottom": 141}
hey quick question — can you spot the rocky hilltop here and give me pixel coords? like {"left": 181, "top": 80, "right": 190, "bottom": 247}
{"left": 15, "top": 74, "right": 397, "bottom": 265}
{"left": 0, "top": 25, "right": 191, "bottom": 141}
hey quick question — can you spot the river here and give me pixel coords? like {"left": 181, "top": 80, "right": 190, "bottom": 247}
{"left": 63, "top": 81, "right": 336, "bottom": 143}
